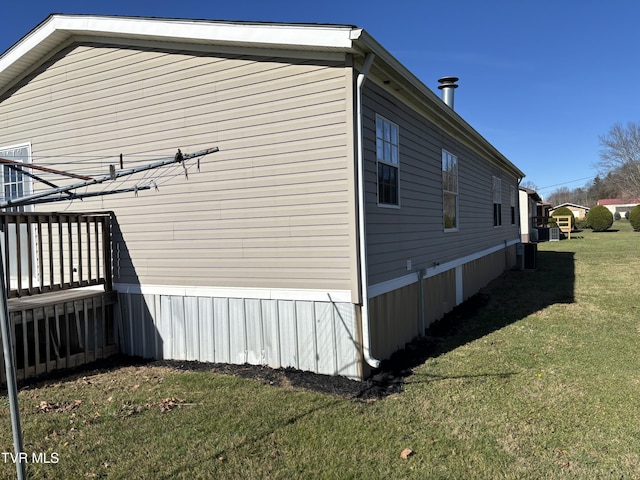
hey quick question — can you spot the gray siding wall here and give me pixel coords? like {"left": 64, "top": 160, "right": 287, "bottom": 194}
{"left": 0, "top": 42, "right": 357, "bottom": 294}
{"left": 361, "top": 80, "right": 520, "bottom": 286}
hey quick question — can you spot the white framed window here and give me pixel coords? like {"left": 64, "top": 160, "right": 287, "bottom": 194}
{"left": 0, "top": 143, "right": 34, "bottom": 289}
{"left": 0, "top": 143, "right": 32, "bottom": 212}
{"left": 376, "top": 115, "right": 399, "bottom": 206}
{"left": 510, "top": 185, "right": 516, "bottom": 225}
{"left": 442, "top": 149, "right": 458, "bottom": 230}
{"left": 493, "top": 176, "right": 502, "bottom": 226}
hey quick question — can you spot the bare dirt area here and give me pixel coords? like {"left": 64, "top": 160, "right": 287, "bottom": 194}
{"left": 10, "top": 292, "right": 489, "bottom": 401}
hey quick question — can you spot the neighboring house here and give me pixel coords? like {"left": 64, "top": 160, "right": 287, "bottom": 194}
{"left": 519, "top": 187, "right": 551, "bottom": 242}
{"left": 549, "top": 202, "right": 590, "bottom": 220}
{"left": 597, "top": 198, "right": 640, "bottom": 218}
{"left": 519, "top": 187, "right": 539, "bottom": 243}
{"left": 0, "top": 14, "right": 525, "bottom": 380}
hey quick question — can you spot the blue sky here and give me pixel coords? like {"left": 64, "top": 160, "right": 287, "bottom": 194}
{"left": 3, "top": 0, "right": 639, "bottom": 198}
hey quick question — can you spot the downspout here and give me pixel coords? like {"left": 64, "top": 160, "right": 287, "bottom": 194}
{"left": 356, "top": 52, "right": 380, "bottom": 369}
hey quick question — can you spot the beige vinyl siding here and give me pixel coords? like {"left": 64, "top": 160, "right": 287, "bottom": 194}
{"left": 362, "top": 80, "right": 520, "bottom": 286}
{"left": 0, "top": 43, "right": 356, "bottom": 292}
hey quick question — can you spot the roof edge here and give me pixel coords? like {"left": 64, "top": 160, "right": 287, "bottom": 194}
{"left": 0, "top": 14, "right": 362, "bottom": 94}
{"left": 1, "top": 14, "right": 524, "bottom": 180}
{"left": 1, "top": 13, "right": 361, "bottom": 60}
{"left": 352, "top": 30, "right": 524, "bottom": 179}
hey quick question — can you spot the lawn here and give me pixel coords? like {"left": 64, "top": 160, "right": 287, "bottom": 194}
{"left": 1, "top": 221, "right": 639, "bottom": 479}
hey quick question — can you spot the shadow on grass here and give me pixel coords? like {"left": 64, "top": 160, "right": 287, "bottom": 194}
{"left": 360, "top": 250, "right": 575, "bottom": 398}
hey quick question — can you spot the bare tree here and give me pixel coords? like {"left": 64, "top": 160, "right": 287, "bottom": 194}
{"left": 520, "top": 180, "right": 539, "bottom": 191}
{"left": 598, "top": 122, "right": 640, "bottom": 197}
{"left": 546, "top": 187, "right": 572, "bottom": 206}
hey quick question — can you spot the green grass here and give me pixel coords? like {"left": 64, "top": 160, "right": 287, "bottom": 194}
{"left": 2, "top": 221, "right": 640, "bottom": 479}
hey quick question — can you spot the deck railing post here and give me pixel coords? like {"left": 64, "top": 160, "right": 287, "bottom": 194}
{"left": 85, "top": 216, "right": 91, "bottom": 283}
{"left": 94, "top": 219, "right": 100, "bottom": 287}
{"left": 103, "top": 213, "right": 113, "bottom": 293}
{"left": 37, "top": 215, "right": 44, "bottom": 294}
{"left": 26, "top": 215, "right": 34, "bottom": 295}
{"left": 15, "top": 215, "right": 22, "bottom": 295}
{"left": 58, "top": 216, "right": 64, "bottom": 288}
{"left": 67, "top": 216, "right": 73, "bottom": 287}
{"left": 47, "top": 216, "right": 53, "bottom": 291}
{"left": 76, "top": 217, "right": 83, "bottom": 286}
{"left": 3, "top": 214, "right": 11, "bottom": 294}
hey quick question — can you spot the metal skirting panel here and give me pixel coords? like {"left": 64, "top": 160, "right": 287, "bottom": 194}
{"left": 115, "top": 292, "right": 361, "bottom": 380}
{"left": 423, "top": 269, "right": 457, "bottom": 326}
{"left": 462, "top": 249, "right": 506, "bottom": 303}
{"left": 369, "top": 282, "right": 420, "bottom": 360}
{"left": 368, "top": 245, "right": 516, "bottom": 365}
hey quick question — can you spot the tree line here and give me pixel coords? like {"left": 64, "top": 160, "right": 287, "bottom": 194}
{"left": 529, "top": 122, "right": 640, "bottom": 207}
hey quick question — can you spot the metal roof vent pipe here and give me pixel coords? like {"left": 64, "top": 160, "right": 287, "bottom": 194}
{"left": 438, "top": 76, "right": 459, "bottom": 109}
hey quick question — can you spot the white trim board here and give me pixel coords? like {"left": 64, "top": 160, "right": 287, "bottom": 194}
{"left": 368, "top": 238, "right": 520, "bottom": 298}
{"left": 1, "top": 15, "right": 358, "bottom": 73}
{"left": 114, "top": 283, "right": 353, "bottom": 303}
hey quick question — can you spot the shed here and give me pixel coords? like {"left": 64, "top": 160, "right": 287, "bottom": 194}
{"left": 549, "top": 202, "right": 590, "bottom": 220}
{"left": 0, "top": 14, "right": 525, "bottom": 379}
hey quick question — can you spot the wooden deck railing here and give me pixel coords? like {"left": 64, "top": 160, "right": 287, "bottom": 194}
{"left": 554, "top": 215, "right": 573, "bottom": 239}
{"left": 1, "top": 212, "right": 113, "bottom": 298}
{"left": 0, "top": 212, "right": 117, "bottom": 384}
{"left": 532, "top": 216, "right": 552, "bottom": 228}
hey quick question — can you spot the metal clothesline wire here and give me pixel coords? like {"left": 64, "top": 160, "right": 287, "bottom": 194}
{"left": 2, "top": 152, "right": 209, "bottom": 206}
{"left": 29, "top": 153, "right": 209, "bottom": 167}
{"left": 90, "top": 154, "right": 204, "bottom": 197}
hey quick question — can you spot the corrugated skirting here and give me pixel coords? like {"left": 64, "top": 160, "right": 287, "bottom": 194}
{"left": 115, "top": 292, "right": 361, "bottom": 380}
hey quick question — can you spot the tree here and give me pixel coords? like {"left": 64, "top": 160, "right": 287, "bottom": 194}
{"left": 629, "top": 205, "right": 640, "bottom": 230}
{"left": 586, "top": 205, "right": 614, "bottom": 232}
{"left": 587, "top": 175, "right": 619, "bottom": 203}
{"left": 598, "top": 122, "right": 640, "bottom": 197}
{"left": 546, "top": 186, "right": 572, "bottom": 206}
{"left": 520, "top": 180, "right": 539, "bottom": 191}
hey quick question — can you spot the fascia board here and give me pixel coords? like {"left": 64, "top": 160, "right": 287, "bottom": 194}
{"left": 1, "top": 15, "right": 358, "bottom": 69}
{"left": 71, "top": 16, "right": 359, "bottom": 48}
{"left": 0, "top": 14, "right": 360, "bottom": 94}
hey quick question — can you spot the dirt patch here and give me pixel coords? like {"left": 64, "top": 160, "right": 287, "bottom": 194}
{"left": 9, "top": 292, "right": 490, "bottom": 401}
